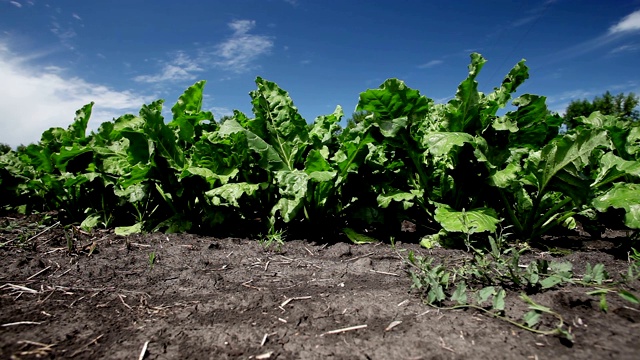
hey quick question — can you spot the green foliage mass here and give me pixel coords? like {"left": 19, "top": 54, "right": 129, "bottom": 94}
{"left": 1, "top": 53, "right": 638, "bottom": 245}
{"left": 564, "top": 91, "right": 639, "bottom": 130}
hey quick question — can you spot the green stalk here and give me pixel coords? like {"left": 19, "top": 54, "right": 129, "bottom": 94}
{"left": 498, "top": 189, "right": 523, "bottom": 233}
{"left": 531, "top": 197, "right": 573, "bottom": 237}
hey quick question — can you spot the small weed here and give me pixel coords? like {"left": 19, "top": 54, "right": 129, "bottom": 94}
{"left": 148, "top": 251, "right": 157, "bottom": 269}
{"left": 259, "top": 228, "right": 285, "bottom": 251}
{"left": 404, "top": 227, "right": 640, "bottom": 342}
{"left": 64, "top": 226, "right": 75, "bottom": 254}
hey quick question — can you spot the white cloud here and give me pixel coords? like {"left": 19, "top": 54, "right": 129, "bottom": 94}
{"left": 214, "top": 20, "right": 273, "bottom": 73}
{"left": 134, "top": 51, "right": 203, "bottom": 83}
{"left": 133, "top": 19, "right": 272, "bottom": 83}
{"left": 609, "top": 10, "right": 640, "bottom": 34}
{"left": 0, "top": 45, "right": 153, "bottom": 147}
{"left": 284, "top": 0, "right": 298, "bottom": 6}
{"left": 418, "top": 60, "right": 443, "bottom": 69}
{"left": 610, "top": 43, "right": 640, "bottom": 54}
{"left": 210, "top": 106, "right": 233, "bottom": 120}
{"left": 542, "top": 10, "right": 640, "bottom": 64}
{"left": 9, "top": 1, "right": 21, "bottom": 8}
{"left": 72, "top": 13, "right": 82, "bottom": 21}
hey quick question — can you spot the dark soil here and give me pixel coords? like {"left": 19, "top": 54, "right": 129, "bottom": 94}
{"left": 1, "top": 216, "right": 640, "bottom": 359}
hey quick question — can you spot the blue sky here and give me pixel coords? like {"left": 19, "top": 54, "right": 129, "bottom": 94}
{"left": 1, "top": 0, "right": 640, "bottom": 147}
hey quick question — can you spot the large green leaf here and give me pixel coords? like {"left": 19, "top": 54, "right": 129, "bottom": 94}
{"left": 444, "top": 53, "right": 486, "bottom": 133}
{"left": 506, "top": 95, "right": 563, "bottom": 149}
{"left": 357, "top": 78, "right": 431, "bottom": 128}
{"left": 593, "top": 183, "right": 640, "bottom": 229}
{"left": 67, "top": 102, "right": 93, "bottom": 142}
{"left": 433, "top": 203, "right": 500, "bottom": 234}
{"left": 52, "top": 145, "right": 93, "bottom": 173}
{"left": 537, "top": 129, "right": 609, "bottom": 193}
{"left": 377, "top": 190, "right": 417, "bottom": 210}
{"left": 141, "top": 100, "right": 185, "bottom": 169}
{"left": 309, "top": 106, "right": 343, "bottom": 149}
{"left": 169, "top": 80, "right": 214, "bottom": 143}
{"left": 592, "top": 152, "right": 640, "bottom": 188}
{"left": 248, "top": 77, "right": 309, "bottom": 171}
{"left": 219, "top": 118, "right": 285, "bottom": 171}
{"left": 270, "top": 170, "right": 309, "bottom": 223}
{"left": 421, "top": 132, "right": 475, "bottom": 157}
{"left": 205, "top": 182, "right": 260, "bottom": 208}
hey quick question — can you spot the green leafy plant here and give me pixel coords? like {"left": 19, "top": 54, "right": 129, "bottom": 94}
{"left": 259, "top": 228, "right": 286, "bottom": 251}
{"left": 0, "top": 52, "right": 637, "bottom": 247}
{"left": 405, "top": 226, "right": 639, "bottom": 341}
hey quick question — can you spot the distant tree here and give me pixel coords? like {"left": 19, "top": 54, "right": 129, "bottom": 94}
{"left": 345, "top": 111, "right": 371, "bottom": 129}
{"left": 0, "top": 143, "right": 11, "bottom": 154}
{"left": 564, "top": 91, "right": 639, "bottom": 130}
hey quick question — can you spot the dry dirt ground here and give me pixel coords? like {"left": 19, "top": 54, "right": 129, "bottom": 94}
{"left": 1, "top": 215, "right": 640, "bottom": 360}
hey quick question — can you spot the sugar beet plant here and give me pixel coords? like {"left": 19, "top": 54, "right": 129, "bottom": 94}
{"left": 1, "top": 53, "right": 638, "bottom": 244}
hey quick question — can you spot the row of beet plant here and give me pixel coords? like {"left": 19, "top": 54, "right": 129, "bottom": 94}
{"left": 0, "top": 53, "right": 638, "bottom": 246}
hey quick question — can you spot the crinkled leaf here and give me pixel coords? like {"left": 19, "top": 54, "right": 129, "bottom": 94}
{"left": 270, "top": 170, "right": 309, "bottom": 223}
{"left": 181, "top": 167, "right": 238, "bottom": 187}
{"left": 377, "top": 190, "right": 416, "bottom": 210}
{"left": 52, "top": 145, "right": 93, "bottom": 173}
{"left": 114, "top": 183, "right": 147, "bottom": 203}
{"left": 445, "top": 53, "right": 486, "bottom": 132}
{"left": 592, "top": 152, "right": 640, "bottom": 187}
{"left": 593, "top": 182, "right": 640, "bottom": 229}
{"left": 248, "top": 77, "right": 309, "bottom": 171}
{"left": 80, "top": 214, "right": 101, "bottom": 232}
{"left": 115, "top": 222, "right": 143, "bottom": 236}
{"left": 421, "top": 132, "right": 475, "bottom": 157}
{"left": 205, "top": 182, "right": 260, "bottom": 207}
{"left": 357, "top": 78, "right": 431, "bottom": 127}
{"left": 170, "top": 80, "right": 215, "bottom": 143}
{"left": 219, "top": 118, "right": 286, "bottom": 171}
{"left": 67, "top": 102, "right": 93, "bottom": 141}
{"left": 538, "top": 129, "right": 609, "bottom": 193}
{"left": 433, "top": 203, "right": 500, "bottom": 234}
{"left": 141, "top": 100, "right": 185, "bottom": 169}
{"left": 309, "top": 106, "right": 343, "bottom": 147}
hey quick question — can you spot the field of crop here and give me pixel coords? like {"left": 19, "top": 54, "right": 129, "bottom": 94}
{"left": 1, "top": 53, "right": 640, "bottom": 358}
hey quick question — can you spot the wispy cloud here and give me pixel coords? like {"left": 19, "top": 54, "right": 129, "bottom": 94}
{"left": 284, "top": 0, "right": 298, "bottom": 6}
{"left": 9, "top": 1, "right": 21, "bottom": 8}
{"left": 134, "top": 52, "right": 203, "bottom": 83}
{"left": 609, "top": 10, "right": 640, "bottom": 34}
{"left": 542, "top": 9, "right": 640, "bottom": 63}
{"left": 418, "top": 60, "right": 443, "bottom": 69}
{"left": 0, "top": 44, "right": 153, "bottom": 147}
{"left": 214, "top": 20, "right": 273, "bottom": 73}
{"left": 510, "top": 0, "right": 556, "bottom": 28}
{"left": 133, "top": 19, "right": 273, "bottom": 82}
{"left": 210, "top": 106, "right": 233, "bottom": 120}
{"left": 50, "top": 21, "right": 77, "bottom": 50}
{"left": 610, "top": 43, "right": 640, "bottom": 54}
{"left": 72, "top": 13, "right": 82, "bottom": 21}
